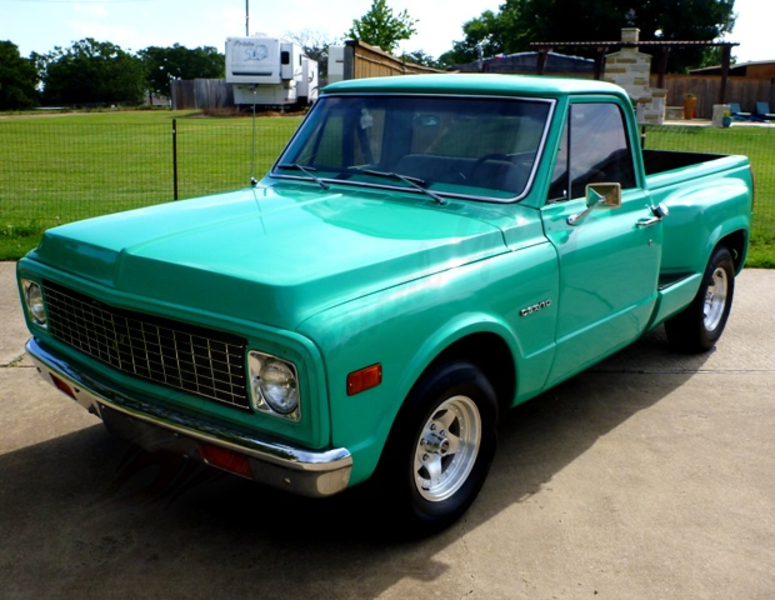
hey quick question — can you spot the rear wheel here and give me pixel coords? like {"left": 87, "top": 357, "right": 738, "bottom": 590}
{"left": 373, "top": 361, "right": 498, "bottom": 535}
{"left": 665, "top": 246, "right": 735, "bottom": 353}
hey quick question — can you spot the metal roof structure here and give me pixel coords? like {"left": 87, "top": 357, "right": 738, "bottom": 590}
{"left": 529, "top": 39, "right": 740, "bottom": 104}
{"left": 531, "top": 40, "right": 739, "bottom": 48}
{"left": 451, "top": 51, "right": 594, "bottom": 75}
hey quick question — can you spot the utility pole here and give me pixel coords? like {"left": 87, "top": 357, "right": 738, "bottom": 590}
{"left": 245, "top": 0, "right": 249, "bottom": 36}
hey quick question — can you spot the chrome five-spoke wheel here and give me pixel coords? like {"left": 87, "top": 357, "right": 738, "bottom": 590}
{"left": 413, "top": 395, "right": 482, "bottom": 502}
{"left": 704, "top": 266, "right": 728, "bottom": 332}
{"left": 666, "top": 245, "right": 735, "bottom": 353}
{"left": 373, "top": 360, "right": 498, "bottom": 534}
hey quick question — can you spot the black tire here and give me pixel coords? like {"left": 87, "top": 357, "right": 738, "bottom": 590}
{"left": 371, "top": 360, "right": 498, "bottom": 536}
{"left": 665, "top": 246, "right": 735, "bottom": 353}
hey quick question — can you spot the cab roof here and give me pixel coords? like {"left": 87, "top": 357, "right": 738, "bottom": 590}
{"left": 322, "top": 73, "right": 627, "bottom": 99}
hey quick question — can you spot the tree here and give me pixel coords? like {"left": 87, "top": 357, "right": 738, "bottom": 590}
{"left": 400, "top": 50, "right": 442, "bottom": 69}
{"left": 345, "top": 0, "right": 417, "bottom": 53}
{"left": 0, "top": 41, "right": 40, "bottom": 110}
{"left": 438, "top": 10, "right": 516, "bottom": 67}
{"left": 139, "top": 44, "right": 224, "bottom": 98}
{"left": 40, "top": 39, "right": 145, "bottom": 106}
{"left": 284, "top": 29, "right": 340, "bottom": 76}
{"left": 444, "top": 0, "right": 736, "bottom": 72}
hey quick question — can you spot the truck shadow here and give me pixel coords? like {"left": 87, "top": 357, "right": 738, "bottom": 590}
{"left": 1, "top": 326, "right": 714, "bottom": 597}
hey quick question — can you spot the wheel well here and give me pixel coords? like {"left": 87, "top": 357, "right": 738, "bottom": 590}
{"left": 717, "top": 230, "right": 747, "bottom": 272}
{"left": 427, "top": 333, "right": 516, "bottom": 415}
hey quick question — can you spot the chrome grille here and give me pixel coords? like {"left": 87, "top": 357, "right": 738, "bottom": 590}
{"left": 43, "top": 281, "right": 249, "bottom": 409}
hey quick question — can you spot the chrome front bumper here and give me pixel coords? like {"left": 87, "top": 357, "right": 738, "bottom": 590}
{"left": 26, "top": 338, "right": 352, "bottom": 497}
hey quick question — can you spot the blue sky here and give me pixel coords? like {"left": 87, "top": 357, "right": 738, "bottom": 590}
{"left": 1, "top": 0, "right": 771, "bottom": 63}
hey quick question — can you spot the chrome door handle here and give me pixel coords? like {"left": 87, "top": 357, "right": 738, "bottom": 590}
{"left": 637, "top": 202, "right": 669, "bottom": 228}
{"left": 637, "top": 216, "right": 661, "bottom": 227}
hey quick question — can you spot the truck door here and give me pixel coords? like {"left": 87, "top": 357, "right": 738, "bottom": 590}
{"left": 541, "top": 100, "right": 662, "bottom": 386}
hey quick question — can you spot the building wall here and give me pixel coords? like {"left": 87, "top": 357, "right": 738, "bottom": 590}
{"left": 747, "top": 63, "right": 775, "bottom": 79}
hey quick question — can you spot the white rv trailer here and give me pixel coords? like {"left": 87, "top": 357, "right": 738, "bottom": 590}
{"left": 225, "top": 36, "right": 319, "bottom": 107}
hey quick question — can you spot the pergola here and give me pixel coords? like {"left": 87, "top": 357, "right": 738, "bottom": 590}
{"left": 529, "top": 40, "right": 740, "bottom": 104}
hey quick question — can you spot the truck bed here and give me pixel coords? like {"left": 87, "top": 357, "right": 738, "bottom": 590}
{"left": 642, "top": 149, "right": 725, "bottom": 176}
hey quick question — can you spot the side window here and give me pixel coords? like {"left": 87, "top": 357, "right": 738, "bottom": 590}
{"left": 548, "top": 103, "right": 636, "bottom": 202}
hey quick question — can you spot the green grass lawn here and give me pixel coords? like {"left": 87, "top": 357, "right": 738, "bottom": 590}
{"left": 1, "top": 111, "right": 773, "bottom": 266}
{"left": 0, "top": 110, "right": 301, "bottom": 259}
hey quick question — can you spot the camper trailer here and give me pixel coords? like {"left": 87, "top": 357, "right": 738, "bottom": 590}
{"left": 225, "top": 36, "right": 319, "bottom": 108}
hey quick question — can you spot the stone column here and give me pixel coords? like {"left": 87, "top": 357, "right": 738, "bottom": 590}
{"left": 604, "top": 28, "right": 666, "bottom": 125}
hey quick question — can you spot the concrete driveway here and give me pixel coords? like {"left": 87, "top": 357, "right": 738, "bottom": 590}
{"left": 1, "top": 262, "right": 773, "bottom": 599}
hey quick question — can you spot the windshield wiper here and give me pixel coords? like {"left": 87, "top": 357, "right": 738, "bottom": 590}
{"left": 361, "top": 169, "right": 447, "bottom": 205}
{"left": 276, "top": 163, "right": 330, "bottom": 191}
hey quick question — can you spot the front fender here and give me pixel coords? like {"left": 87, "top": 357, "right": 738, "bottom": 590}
{"left": 296, "top": 243, "right": 559, "bottom": 485}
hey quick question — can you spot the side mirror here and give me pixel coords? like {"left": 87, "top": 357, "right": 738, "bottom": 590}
{"left": 586, "top": 182, "right": 621, "bottom": 209}
{"left": 567, "top": 182, "right": 622, "bottom": 226}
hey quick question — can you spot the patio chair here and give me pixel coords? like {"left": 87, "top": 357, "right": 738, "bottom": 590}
{"left": 755, "top": 102, "right": 775, "bottom": 120}
{"left": 729, "top": 102, "right": 751, "bottom": 120}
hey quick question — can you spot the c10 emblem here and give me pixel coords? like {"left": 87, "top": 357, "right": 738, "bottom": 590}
{"left": 520, "top": 299, "right": 552, "bottom": 317}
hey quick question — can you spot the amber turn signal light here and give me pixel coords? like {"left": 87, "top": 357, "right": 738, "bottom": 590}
{"left": 347, "top": 364, "right": 383, "bottom": 396}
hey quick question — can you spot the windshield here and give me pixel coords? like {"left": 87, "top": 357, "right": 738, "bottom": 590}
{"left": 274, "top": 94, "right": 553, "bottom": 202}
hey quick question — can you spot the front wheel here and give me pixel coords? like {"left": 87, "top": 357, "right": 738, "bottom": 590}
{"left": 372, "top": 361, "right": 498, "bottom": 535}
{"left": 665, "top": 246, "right": 736, "bottom": 353}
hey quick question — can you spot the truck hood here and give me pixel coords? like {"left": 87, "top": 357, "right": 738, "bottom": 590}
{"left": 32, "top": 183, "right": 509, "bottom": 330}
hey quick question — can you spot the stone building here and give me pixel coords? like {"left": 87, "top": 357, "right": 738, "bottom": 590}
{"left": 603, "top": 28, "right": 667, "bottom": 125}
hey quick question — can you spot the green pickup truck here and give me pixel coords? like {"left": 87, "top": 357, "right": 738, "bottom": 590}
{"left": 18, "top": 74, "right": 753, "bottom": 533}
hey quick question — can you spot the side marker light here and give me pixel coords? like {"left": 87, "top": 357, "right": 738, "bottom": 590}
{"left": 347, "top": 364, "right": 383, "bottom": 396}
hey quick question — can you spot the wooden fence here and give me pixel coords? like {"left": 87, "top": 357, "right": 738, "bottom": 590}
{"left": 651, "top": 74, "right": 775, "bottom": 119}
{"left": 342, "top": 40, "right": 442, "bottom": 80}
{"left": 171, "top": 79, "right": 234, "bottom": 110}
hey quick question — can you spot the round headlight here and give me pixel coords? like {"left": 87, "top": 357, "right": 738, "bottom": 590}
{"left": 259, "top": 358, "right": 299, "bottom": 415}
{"left": 24, "top": 281, "right": 47, "bottom": 326}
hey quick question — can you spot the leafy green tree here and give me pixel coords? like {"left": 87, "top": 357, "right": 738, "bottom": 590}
{"left": 438, "top": 10, "right": 516, "bottom": 67}
{"left": 346, "top": 0, "right": 418, "bottom": 53}
{"left": 444, "top": 0, "right": 736, "bottom": 72}
{"left": 400, "top": 50, "right": 442, "bottom": 69}
{"left": 40, "top": 38, "right": 145, "bottom": 106}
{"left": 139, "top": 44, "right": 224, "bottom": 98}
{"left": 0, "top": 41, "right": 39, "bottom": 110}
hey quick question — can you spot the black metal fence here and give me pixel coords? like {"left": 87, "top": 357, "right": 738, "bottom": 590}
{"left": 0, "top": 116, "right": 301, "bottom": 235}
{"left": 1, "top": 116, "right": 773, "bottom": 260}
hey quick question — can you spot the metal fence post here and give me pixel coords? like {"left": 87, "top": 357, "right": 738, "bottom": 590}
{"left": 172, "top": 119, "right": 179, "bottom": 200}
